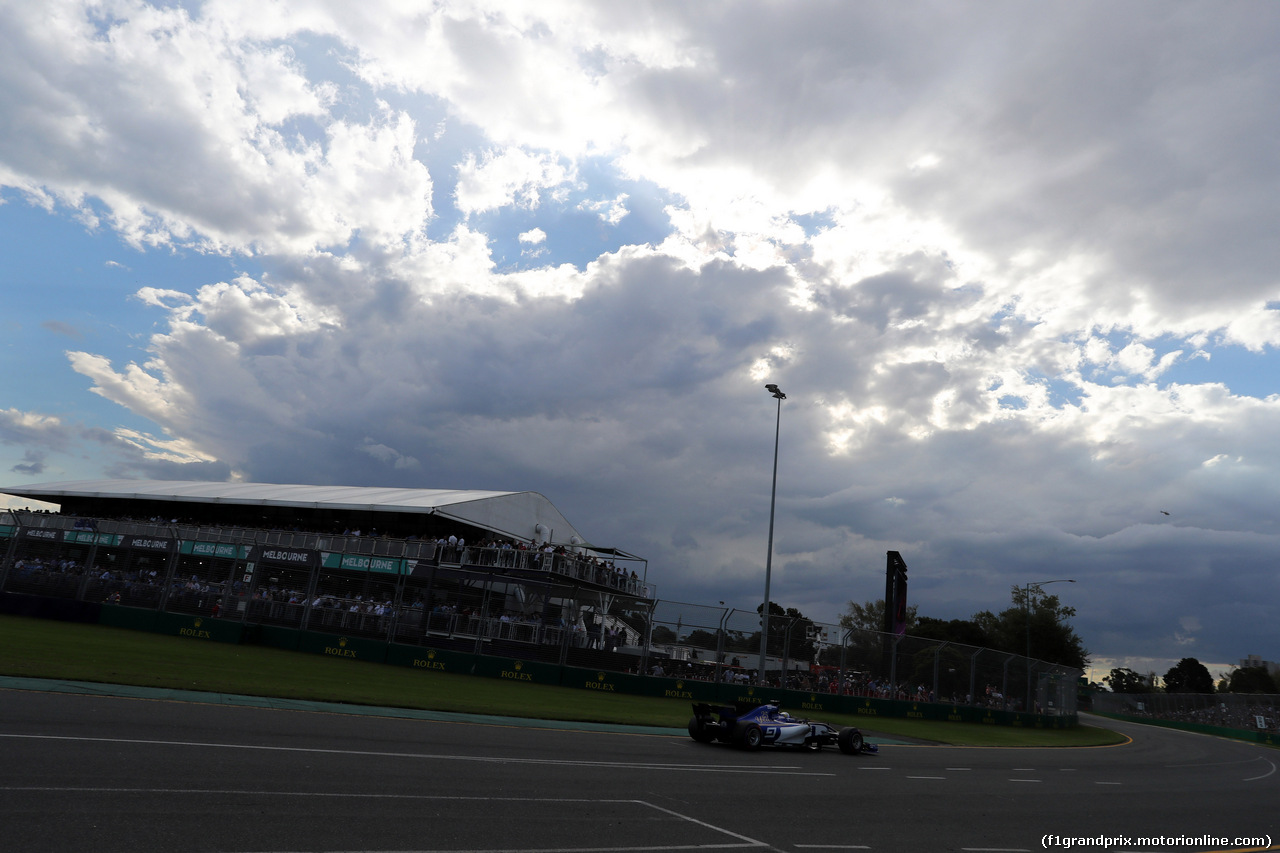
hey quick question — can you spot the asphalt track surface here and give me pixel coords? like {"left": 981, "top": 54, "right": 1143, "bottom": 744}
{"left": 1, "top": 683, "right": 1277, "bottom": 853}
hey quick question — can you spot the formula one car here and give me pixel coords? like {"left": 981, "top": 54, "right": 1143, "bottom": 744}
{"left": 688, "top": 701, "right": 877, "bottom": 754}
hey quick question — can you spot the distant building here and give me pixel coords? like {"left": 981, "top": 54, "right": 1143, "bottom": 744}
{"left": 1238, "top": 654, "right": 1280, "bottom": 679}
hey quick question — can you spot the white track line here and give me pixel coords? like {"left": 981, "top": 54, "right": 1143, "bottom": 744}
{"left": 0, "top": 732, "right": 833, "bottom": 777}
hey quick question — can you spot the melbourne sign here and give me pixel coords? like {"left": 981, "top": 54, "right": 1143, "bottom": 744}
{"left": 124, "top": 535, "right": 175, "bottom": 553}
{"left": 252, "top": 546, "right": 318, "bottom": 569}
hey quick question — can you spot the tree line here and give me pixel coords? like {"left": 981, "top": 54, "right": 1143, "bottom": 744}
{"left": 1104, "top": 658, "right": 1277, "bottom": 694}
{"left": 841, "top": 585, "right": 1090, "bottom": 670}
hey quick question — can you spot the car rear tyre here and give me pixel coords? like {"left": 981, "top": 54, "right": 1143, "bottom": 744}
{"left": 837, "top": 727, "right": 863, "bottom": 755}
{"left": 688, "top": 716, "right": 716, "bottom": 743}
{"left": 737, "top": 722, "right": 764, "bottom": 749}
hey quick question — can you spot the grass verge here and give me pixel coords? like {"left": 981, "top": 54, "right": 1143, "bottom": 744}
{"left": 0, "top": 615, "right": 1124, "bottom": 747}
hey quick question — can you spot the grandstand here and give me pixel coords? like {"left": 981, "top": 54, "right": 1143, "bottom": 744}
{"left": 0, "top": 479, "right": 652, "bottom": 669}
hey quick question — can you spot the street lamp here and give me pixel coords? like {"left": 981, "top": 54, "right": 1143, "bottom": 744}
{"left": 1024, "top": 578, "right": 1075, "bottom": 713}
{"left": 758, "top": 383, "right": 786, "bottom": 687}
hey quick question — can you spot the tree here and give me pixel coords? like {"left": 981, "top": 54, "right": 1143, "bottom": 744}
{"left": 755, "top": 602, "right": 817, "bottom": 662}
{"left": 1226, "top": 665, "right": 1278, "bottom": 694}
{"left": 1103, "top": 667, "right": 1152, "bottom": 693}
{"left": 1163, "top": 657, "right": 1215, "bottom": 693}
{"left": 684, "top": 629, "right": 720, "bottom": 652}
{"left": 912, "top": 616, "right": 991, "bottom": 649}
{"left": 840, "top": 598, "right": 918, "bottom": 634}
{"left": 650, "top": 625, "right": 676, "bottom": 645}
{"left": 975, "top": 586, "right": 1089, "bottom": 670}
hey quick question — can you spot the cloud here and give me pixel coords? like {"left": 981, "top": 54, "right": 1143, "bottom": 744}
{"left": 0, "top": 408, "right": 73, "bottom": 450}
{"left": 10, "top": 450, "right": 47, "bottom": 476}
{"left": 1174, "top": 616, "right": 1201, "bottom": 647}
{"left": 360, "top": 438, "right": 420, "bottom": 471}
{"left": 455, "top": 147, "right": 571, "bottom": 215}
{"left": 0, "top": 406, "right": 231, "bottom": 483}
{"left": 3, "top": 2, "right": 1280, "bottom": 675}
{"left": 0, "top": 2, "right": 431, "bottom": 254}
{"left": 41, "top": 320, "right": 83, "bottom": 340}
{"left": 580, "top": 194, "right": 630, "bottom": 225}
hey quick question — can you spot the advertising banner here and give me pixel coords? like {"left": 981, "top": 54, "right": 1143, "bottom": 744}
{"left": 124, "top": 535, "right": 176, "bottom": 553}
{"left": 253, "top": 545, "right": 318, "bottom": 569}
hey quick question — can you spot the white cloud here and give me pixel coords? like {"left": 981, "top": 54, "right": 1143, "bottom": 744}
{"left": 0, "top": 408, "right": 69, "bottom": 447}
{"left": 454, "top": 147, "right": 571, "bottom": 215}
{"left": 579, "top": 194, "right": 629, "bottom": 225}
{"left": 1174, "top": 615, "right": 1201, "bottom": 647}
{"left": 360, "top": 438, "right": 420, "bottom": 471}
{"left": 112, "top": 427, "right": 219, "bottom": 466}
{"left": 0, "top": 1, "right": 432, "bottom": 254}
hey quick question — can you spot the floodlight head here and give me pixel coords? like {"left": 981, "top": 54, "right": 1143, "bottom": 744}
{"left": 765, "top": 383, "right": 786, "bottom": 399}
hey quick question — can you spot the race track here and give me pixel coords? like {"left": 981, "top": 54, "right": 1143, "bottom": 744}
{"left": 0, "top": 686, "right": 1276, "bottom": 853}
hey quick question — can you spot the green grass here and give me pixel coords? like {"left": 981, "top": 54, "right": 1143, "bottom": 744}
{"left": 0, "top": 615, "right": 1125, "bottom": 747}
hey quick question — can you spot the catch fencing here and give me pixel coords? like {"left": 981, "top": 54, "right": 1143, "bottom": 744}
{"left": 646, "top": 599, "right": 1079, "bottom": 716}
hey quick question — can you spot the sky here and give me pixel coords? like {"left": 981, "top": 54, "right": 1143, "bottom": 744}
{"left": 2, "top": 1, "right": 1279, "bottom": 684}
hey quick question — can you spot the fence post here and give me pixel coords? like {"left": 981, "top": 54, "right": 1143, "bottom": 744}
{"left": 154, "top": 536, "right": 182, "bottom": 613}
{"left": 0, "top": 512, "right": 22, "bottom": 588}
{"left": 932, "top": 641, "right": 950, "bottom": 703}
{"left": 75, "top": 537, "right": 103, "bottom": 602}
{"left": 969, "top": 647, "right": 983, "bottom": 706}
{"left": 1002, "top": 654, "right": 1014, "bottom": 710}
{"left": 715, "top": 606, "right": 731, "bottom": 684}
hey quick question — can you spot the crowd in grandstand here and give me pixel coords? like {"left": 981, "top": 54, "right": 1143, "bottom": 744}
{"left": 448, "top": 536, "right": 645, "bottom": 596}
{"left": 8, "top": 555, "right": 165, "bottom": 605}
{"left": 4, "top": 509, "right": 648, "bottom": 605}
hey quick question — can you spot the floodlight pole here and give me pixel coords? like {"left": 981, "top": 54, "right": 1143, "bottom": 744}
{"left": 758, "top": 384, "right": 786, "bottom": 687}
{"left": 1024, "top": 578, "right": 1074, "bottom": 713}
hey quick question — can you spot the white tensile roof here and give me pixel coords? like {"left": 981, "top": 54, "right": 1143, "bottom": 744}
{"left": 0, "top": 479, "right": 587, "bottom": 545}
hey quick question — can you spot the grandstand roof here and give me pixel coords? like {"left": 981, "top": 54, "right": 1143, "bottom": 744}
{"left": 0, "top": 479, "right": 592, "bottom": 548}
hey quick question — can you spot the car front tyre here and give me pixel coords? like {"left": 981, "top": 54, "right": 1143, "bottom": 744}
{"left": 837, "top": 727, "right": 863, "bottom": 755}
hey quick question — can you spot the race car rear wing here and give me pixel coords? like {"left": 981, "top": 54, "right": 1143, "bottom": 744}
{"left": 691, "top": 700, "right": 784, "bottom": 723}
